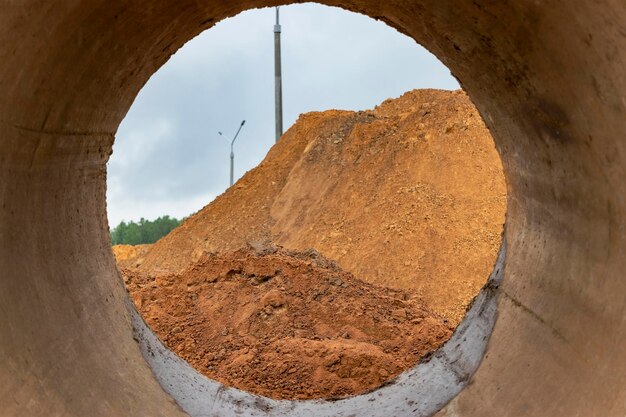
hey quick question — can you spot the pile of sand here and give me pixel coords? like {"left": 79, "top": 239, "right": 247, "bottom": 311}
{"left": 112, "top": 244, "right": 152, "bottom": 269}
{"left": 129, "top": 89, "right": 506, "bottom": 324}
{"left": 115, "top": 89, "right": 506, "bottom": 399}
{"left": 123, "top": 244, "right": 452, "bottom": 399}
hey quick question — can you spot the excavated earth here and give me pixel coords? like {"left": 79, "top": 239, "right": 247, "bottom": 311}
{"left": 130, "top": 89, "right": 506, "bottom": 324}
{"left": 116, "top": 88, "right": 506, "bottom": 400}
{"left": 113, "top": 244, "right": 152, "bottom": 269}
{"left": 123, "top": 245, "right": 452, "bottom": 400}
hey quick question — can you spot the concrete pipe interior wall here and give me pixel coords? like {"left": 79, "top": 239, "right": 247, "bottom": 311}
{"left": 0, "top": 1, "right": 624, "bottom": 416}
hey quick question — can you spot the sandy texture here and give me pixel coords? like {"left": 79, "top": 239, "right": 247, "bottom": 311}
{"left": 115, "top": 89, "right": 505, "bottom": 400}
{"left": 135, "top": 89, "right": 506, "bottom": 324}
{"left": 123, "top": 245, "right": 452, "bottom": 400}
{"left": 112, "top": 244, "right": 152, "bottom": 269}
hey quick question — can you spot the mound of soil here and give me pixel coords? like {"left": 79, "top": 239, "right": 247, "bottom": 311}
{"left": 132, "top": 89, "right": 506, "bottom": 325}
{"left": 112, "top": 244, "right": 152, "bottom": 269}
{"left": 115, "top": 89, "right": 505, "bottom": 400}
{"left": 123, "top": 244, "right": 452, "bottom": 400}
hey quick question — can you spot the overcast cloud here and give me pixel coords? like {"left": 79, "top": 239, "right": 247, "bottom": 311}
{"left": 106, "top": 3, "right": 459, "bottom": 227}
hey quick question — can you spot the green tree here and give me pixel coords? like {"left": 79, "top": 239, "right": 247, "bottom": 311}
{"left": 110, "top": 216, "right": 182, "bottom": 245}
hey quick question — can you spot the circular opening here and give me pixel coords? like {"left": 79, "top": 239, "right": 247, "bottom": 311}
{"left": 3, "top": 1, "right": 622, "bottom": 417}
{"left": 107, "top": 3, "right": 506, "bottom": 406}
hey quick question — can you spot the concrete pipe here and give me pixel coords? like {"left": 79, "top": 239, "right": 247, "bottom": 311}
{"left": 0, "top": 1, "right": 624, "bottom": 416}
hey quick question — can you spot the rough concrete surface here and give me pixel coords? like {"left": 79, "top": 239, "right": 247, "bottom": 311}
{"left": 0, "top": 1, "right": 624, "bottom": 417}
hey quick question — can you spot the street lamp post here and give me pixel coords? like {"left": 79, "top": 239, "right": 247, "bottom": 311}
{"left": 218, "top": 120, "right": 246, "bottom": 187}
{"left": 274, "top": 6, "right": 283, "bottom": 143}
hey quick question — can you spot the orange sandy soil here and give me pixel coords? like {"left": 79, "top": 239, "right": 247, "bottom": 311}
{"left": 134, "top": 89, "right": 506, "bottom": 324}
{"left": 115, "top": 88, "right": 506, "bottom": 400}
{"left": 123, "top": 244, "right": 452, "bottom": 400}
{"left": 112, "top": 244, "right": 152, "bottom": 269}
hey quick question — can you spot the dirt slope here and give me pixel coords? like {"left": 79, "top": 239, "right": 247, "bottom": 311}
{"left": 135, "top": 89, "right": 507, "bottom": 324}
{"left": 112, "top": 244, "right": 152, "bottom": 269}
{"left": 124, "top": 245, "right": 452, "bottom": 400}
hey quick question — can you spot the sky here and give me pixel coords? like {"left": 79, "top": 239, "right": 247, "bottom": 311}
{"left": 106, "top": 3, "right": 459, "bottom": 227}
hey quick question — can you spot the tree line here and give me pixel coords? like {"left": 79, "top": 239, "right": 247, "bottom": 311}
{"left": 110, "top": 215, "right": 181, "bottom": 245}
